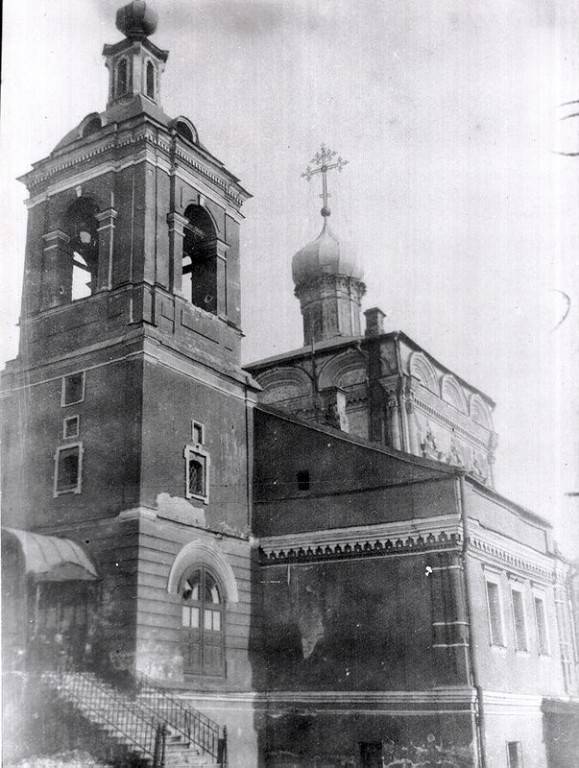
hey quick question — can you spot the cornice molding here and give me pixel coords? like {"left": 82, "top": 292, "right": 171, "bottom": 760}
{"left": 469, "top": 521, "right": 556, "bottom": 582}
{"left": 23, "top": 128, "right": 246, "bottom": 214}
{"left": 482, "top": 690, "right": 544, "bottom": 715}
{"left": 259, "top": 514, "right": 462, "bottom": 564}
{"left": 412, "top": 388, "right": 492, "bottom": 451}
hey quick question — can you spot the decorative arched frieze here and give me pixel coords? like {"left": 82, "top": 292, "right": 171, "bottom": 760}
{"left": 469, "top": 394, "right": 492, "bottom": 429}
{"left": 408, "top": 352, "right": 438, "bottom": 393}
{"left": 440, "top": 375, "right": 467, "bottom": 413}
{"left": 167, "top": 539, "right": 239, "bottom": 603}
{"left": 256, "top": 367, "right": 312, "bottom": 404}
{"left": 317, "top": 349, "right": 366, "bottom": 391}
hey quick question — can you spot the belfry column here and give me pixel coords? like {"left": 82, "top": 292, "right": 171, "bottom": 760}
{"left": 96, "top": 209, "right": 119, "bottom": 291}
{"left": 167, "top": 212, "right": 188, "bottom": 296}
{"left": 41, "top": 230, "right": 70, "bottom": 310}
{"left": 214, "top": 239, "right": 229, "bottom": 318}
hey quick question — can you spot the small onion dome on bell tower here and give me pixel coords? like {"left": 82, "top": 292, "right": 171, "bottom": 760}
{"left": 103, "top": 0, "right": 168, "bottom": 114}
{"left": 116, "top": 1, "right": 159, "bottom": 40}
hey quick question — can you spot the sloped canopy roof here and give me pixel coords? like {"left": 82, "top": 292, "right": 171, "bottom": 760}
{"left": 3, "top": 529, "right": 98, "bottom": 582}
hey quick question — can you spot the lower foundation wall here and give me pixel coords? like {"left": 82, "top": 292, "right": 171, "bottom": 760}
{"left": 262, "top": 710, "right": 476, "bottom": 768}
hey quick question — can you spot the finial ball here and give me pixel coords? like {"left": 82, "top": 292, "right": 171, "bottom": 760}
{"left": 321, "top": 206, "right": 331, "bottom": 217}
{"left": 116, "top": 1, "right": 158, "bottom": 39}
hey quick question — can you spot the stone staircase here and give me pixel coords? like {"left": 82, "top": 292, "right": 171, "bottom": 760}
{"left": 41, "top": 670, "right": 225, "bottom": 767}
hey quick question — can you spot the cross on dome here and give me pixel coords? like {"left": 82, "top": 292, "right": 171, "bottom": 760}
{"left": 301, "top": 144, "right": 348, "bottom": 218}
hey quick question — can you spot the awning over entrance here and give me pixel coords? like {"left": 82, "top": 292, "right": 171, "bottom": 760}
{"left": 3, "top": 528, "right": 98, "bottom": 582}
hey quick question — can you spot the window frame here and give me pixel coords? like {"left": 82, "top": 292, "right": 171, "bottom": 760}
{"left": 54, "top": 442, "right": 84, "bottom": 497}
{"left": 184, "top": 443, "right": 210, "bottom": 504}
{"left": 144, "top": 59, "right": 155, "bottom": 100}
{"left": 116, "top": 56, "right": 130, "bottom": 97}
{"left": 510, "top": 584, "right": 530, "bottom": 653}
{"left": 61, "top": 372, "right": 85, "bottom": 407}
{"left": 191, "top": 420, "right": 205, "bottom": 447}
{"left": 533, "top": 590, "right": 550, "bottom": 656}
{"left": 485, "top": 574, "right": 506, "bottom": 647}
{"left": 63, "top": 415, "right": 80, "bottom": 440}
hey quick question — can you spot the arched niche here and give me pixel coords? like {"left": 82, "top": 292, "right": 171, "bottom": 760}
{"left": 408, "top": 352, "right": 438, "bottom": 393}
{"left": 256, "top": 367, "right": 312, "bottom": 405}
{"left": 440, "top": 375, "right": 467, "bottom": 413}
{"left": 470, "top": 394, "right": 492, "bottom": 428}
{"left": 317, "top": 349, "right": 366, "bottom": 391}
{"left": 167, "top": 539, "right": 239, "bottom": 604}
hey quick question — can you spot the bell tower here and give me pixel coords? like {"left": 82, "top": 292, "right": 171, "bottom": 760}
{"left": 1, "top": 0, "right": 259, "bottom": 700}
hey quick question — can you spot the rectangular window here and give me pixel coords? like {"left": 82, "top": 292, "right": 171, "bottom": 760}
{"left": 506, "top": 741, "right": 522, "bottom": 768}
{"left": 63, "top": 416, "right": 80, "bottom": 439}
{"left": 184, "top": 445, "right": 209, "bottom": 503}
{"left": 61, "top": 372, "right": 85, "bottom": 406}
{"left": 534, "top": 595, "right": 549, "bottom": 655}
{"left": 54, "top": 443, "right": 83, "bottom": 495}
{"left": 296, "top": 470, "right": 310, "bottom": 491}
{"left": 511, "top": 588, "right": 529, "bottom": 652}
{"left": 192, "top": 421, "right": 205, "bottom": 446}
{"left": 485, "top": 579, "right": 504, "bottom": 646}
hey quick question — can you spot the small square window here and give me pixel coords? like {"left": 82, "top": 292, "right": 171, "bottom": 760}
{"left": 192, "top": 421, "right": 205, "bottom": 446}
{"left": 297, "top": 470, "right": 310, "bottom": 491}
{"left": 63, "top": 416, "right": 80, "bottom": 439}
{"left": 185, "top": 445, "right": 209, "bottom": 503}
{"left": 54, "top": 443, "right": 83, "bottom": 495}
{"left": 62, "top": 372, "right": 85, "bottom": 406}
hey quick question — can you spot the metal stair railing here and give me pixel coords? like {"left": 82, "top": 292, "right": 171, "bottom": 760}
{"left": 137, "top": 672, "right": 226, "bottom": 765}
{"left": 42, "top": 668, "right": 167, "bottom": 767}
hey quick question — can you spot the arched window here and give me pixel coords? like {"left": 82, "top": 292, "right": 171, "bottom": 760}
{"left": 65, "top": 198, "right": 100, "bottom": 302}
{"left": 182, "top": 205, "right": 218, "bottom": 314}
{"left": 177, "top": 122, "right": 194, "bottom": 143}
{"left": 117, "top": 58, "right": 129, "bottom": 97}
{"left": 146, "top": 61, "right": 155, "bottom": 99}
{"left": 180, "top": 568, "right": 225, "bottom": 676}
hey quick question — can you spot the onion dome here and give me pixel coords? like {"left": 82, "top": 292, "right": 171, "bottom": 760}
{"left": 116, "top": 1, "right": 158, "bottom": 39}
{"left": 291, "top": 218, "right": 363, "bottom": 287}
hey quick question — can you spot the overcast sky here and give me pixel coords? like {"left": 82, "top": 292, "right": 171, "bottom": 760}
{"left": 1, "top": 0, "right": 578, "bottom": 554}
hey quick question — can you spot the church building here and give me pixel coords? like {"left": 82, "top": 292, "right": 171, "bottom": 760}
{"left": 2, "top": 3, "right": 578, "bottom": 768}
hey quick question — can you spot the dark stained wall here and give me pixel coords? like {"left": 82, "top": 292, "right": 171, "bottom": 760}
{"left": 1, "top": 349, "right": 144, "bottom": 530}
{"left": 140, "top": 356, "right": 252, "bottom": 533}
{"left": 260, "top": 553, "right": 468, "bottom": 692}
{"left": 253, "top": 407, "right": 456, "bottom": 537}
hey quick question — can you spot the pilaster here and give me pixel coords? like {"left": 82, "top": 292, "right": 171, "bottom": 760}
{"left": 96, "top": 208, "right": 119, "bottom": 292}
{"left": 41, "top": 230, "right": 70, "bottom": 310}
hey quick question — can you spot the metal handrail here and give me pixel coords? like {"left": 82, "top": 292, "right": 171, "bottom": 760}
{"left": 137, "top": 671, "right": 224, "bottom": 761}
{"left": 42, "top": 669, "right": 166, "bottom": 765}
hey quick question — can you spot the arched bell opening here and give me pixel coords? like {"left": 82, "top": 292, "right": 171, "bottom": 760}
{"left": 182, "top": 205, "right": 218, "bottom": 315}
{"left": 64, "top": 198, "right": 100, "bottom": 302}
